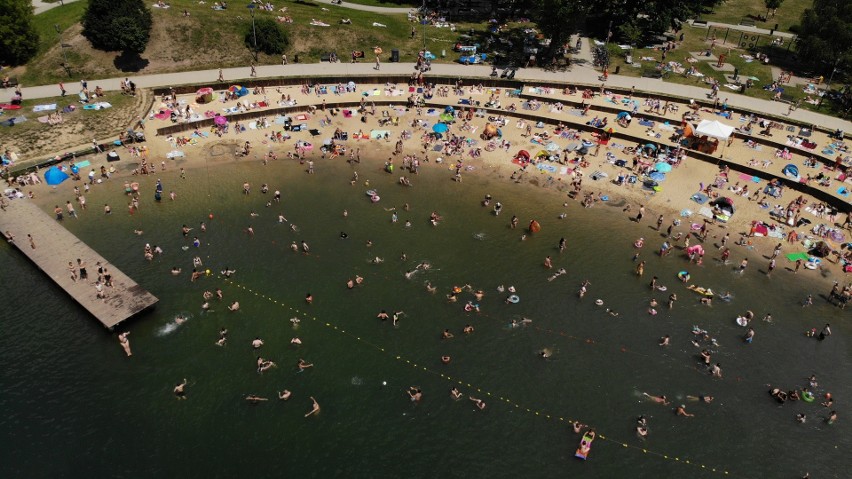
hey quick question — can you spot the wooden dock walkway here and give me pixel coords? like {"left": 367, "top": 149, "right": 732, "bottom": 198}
{"left": 0, "top": 198, "right": 158, "bottom": 329}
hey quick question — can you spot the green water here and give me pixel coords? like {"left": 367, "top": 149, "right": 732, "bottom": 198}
{"left": 1, "top": 157, "right": 850, "bottom": 478}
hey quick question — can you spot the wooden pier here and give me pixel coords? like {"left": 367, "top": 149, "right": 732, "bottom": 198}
{"left": 0, "top": 198, "right": 158, "bottom": 329}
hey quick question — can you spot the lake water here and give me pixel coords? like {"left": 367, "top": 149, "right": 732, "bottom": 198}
{"left": 1, "top": 157, "right": 849, "bottom": 478}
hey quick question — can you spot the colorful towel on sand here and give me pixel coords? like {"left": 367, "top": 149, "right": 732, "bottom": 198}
{"left": 691, "top": 193, "right": 709, "bottom": 204}
{"left": 33, "top": 104, "right": 56, "bottom": 112}
{"left": 786, "top": 252, "right": 809, "bottom": 262}
{"left": 370, "top": 130, "right": 389, "bottom": 139}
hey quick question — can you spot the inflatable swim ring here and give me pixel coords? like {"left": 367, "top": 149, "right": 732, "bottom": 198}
{"left": 657, "top": 286, "right": 667, "bottom": 292}
{"left": 595, "top": 299, "right": 604, "bottom": 306}
{"left": 365, "top": 189, "right": 377, "bottom": 196}
{"left": 804, "top": 261, "right": 818, "bottom": 270}
{"left": 507, "top": 295, "right": 520, "bottom": 304}
{"left": 802, "top": 391, "right": 815, "bottom": 403}
{"left": 370, "top": 195, "right": 380, "bottom": 203}
{"left": 735, "top": 316, "right": 748, "bottom": 327}
{"left": 678, "top": 271, "right": 690, "bottom": 282}
{"left": 634, "top": 239, "right": 644, "bottom": 248}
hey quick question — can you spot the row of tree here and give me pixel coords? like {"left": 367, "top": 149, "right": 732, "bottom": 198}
{"left": 0, "top": 0, "right": 846, "bottom": 81}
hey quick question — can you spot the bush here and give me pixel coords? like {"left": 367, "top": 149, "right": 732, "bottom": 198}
{"left": 82, "top": 0, "right": 152, "bottom": 54}
{"left": 245, "top": 18, "right": 290, "bottom": 55}
{"left": 0, "top": 0, "right": 40, "bottom": 65}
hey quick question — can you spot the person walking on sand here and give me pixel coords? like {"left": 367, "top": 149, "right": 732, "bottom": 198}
{"left": 636, "top": 205, "right": 645, "bottom": 222}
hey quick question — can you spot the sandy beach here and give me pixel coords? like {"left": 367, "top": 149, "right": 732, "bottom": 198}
{"left": 38, "top": 76, "right": 842, "bottom": 286}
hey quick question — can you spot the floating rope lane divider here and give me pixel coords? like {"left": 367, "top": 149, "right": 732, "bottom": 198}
{"left": 221, "top": 277, "right": 732, "bottom": 476}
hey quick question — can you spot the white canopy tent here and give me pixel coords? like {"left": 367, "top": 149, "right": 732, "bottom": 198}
{"left": 695, "top": 119, "right": 735, "bottom": 140}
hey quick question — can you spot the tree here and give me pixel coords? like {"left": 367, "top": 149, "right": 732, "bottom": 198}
{"left": 245, "top": 18, "right": 290, "bottom": 56}
{"left": 0, "top": 0, "right": 39, "bottom": 65}
{"left": 764, "top": 0, "right": 783, "bottom": 19}
{"left": 532, "top": 0, "right": 588, "bottom": 62}
{"left": 618, "top": 21, "right": 644, "bottom": 48}
{"left": 82, "top": 0, "right": 152, "bottom": 55}
{"left": 796, "top": 0, "right": 852, "bottom": 75}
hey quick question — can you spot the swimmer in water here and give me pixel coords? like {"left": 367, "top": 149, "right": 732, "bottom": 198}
{"left": 450, "top": 387, "right": 463, "bottom": 400}
{"left": 171, "top": 267, "right": 182, "bottom": 275}
{"left": 174, "top": 314, "right": 187, "bottom": 325}
{"left": 278, "top": 390, "right": 292, "bottom": 400}
{"left": 605, "top": 309, "right": 620, "bottom": 316}
{"left": 372, "top": 257, "right": 384, "bottom": 264}
{"left": 118, "top": 331, "right": 132, "bottom": 357}
{"left": 425, "top": 282, "right": 437, "bottom": 293}
{"left": 174, "top": 378, "right": 188, "bottom": 399}
{"left": 408, "top": 387, "right": 423, "bottom": 402}
{"left": 686, "top": 395, "right": 714, "bottom": 403}
{"left": 246, "top": 395, "right": 269, "bottom": 403}
{"left": 572, "top": 421, "right": 586, "bottom": 433}
{"left": 659, "top": 335, "right": 670, "bottom": 346}
{"left": 510, "top": 317, "right": 534, "bottom": 327}
{"left": 228, "top": 301, "right": 240, "bottom": 311}
{"left": 539, "top": 348, "right": 552, "bottom": 358}
{"left": 643, "top": 393, "right": 670, "bottom": 405}
{"left": 297, "top": 358, "right": 313, "bottom": 371}
{"left": 290, "top": 337, "right": 302, "bottom": 346}
{"left": 469, "top": 396, "right": 486, "bottom": 410}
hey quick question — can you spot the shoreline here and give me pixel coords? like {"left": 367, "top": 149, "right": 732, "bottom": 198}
{"left": 15, "top": 78, "right": 850, "bottom": 293}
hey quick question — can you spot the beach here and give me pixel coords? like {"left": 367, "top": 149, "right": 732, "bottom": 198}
{"left": 1, "top": 78, "right": 851, "bottom": 478}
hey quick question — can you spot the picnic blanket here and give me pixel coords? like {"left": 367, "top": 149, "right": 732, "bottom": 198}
{"left": 166, "top": 150, "right": 186, "bottom": 159}
{"left": 75, "top": 160, "right": 91, "bottom": 168}
{"left": 698, "top": 206, "right": 714, "bottom": 218}
{"left": 33, "top": 104, "right": 56, "bottom": 112}
{"left": 537, "top": 163, "right": 558, "bottom": 173}
{"left": 2, "top": 116, "right": 26, "bottom": 126}
{"left": 691, "top": 193, "right": 709, "bottom": 204}
{"left": 370, "top": 130, "right": 389, "bottom": 139}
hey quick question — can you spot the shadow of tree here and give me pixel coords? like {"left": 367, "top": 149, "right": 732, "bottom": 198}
{"left": 114, "top": 52, "right": 150, "bottom": 72}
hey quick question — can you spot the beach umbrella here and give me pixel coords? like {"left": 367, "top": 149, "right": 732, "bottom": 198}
{"left": 517, "top": 150, "right": 530, "bottom": 159}
{"left": 655, "top": 162, "right": 672, "bottom": 173}
{"left": 214, "top": 115, "right": 228, "bottom": 126}
{"left": 444, "top": 106, "right": 455, "bottom": 114}
{"left": 645, "top": 143, "right": 657, "bottom": 150}
{"left": 44, "top": 166, "right": 69, "bottom": 186}
{"left": 439, "top": 113, "right": 454, "bottom": 122}
{"left": 649, "top": 171, "right": 666, "bottom": 182}
{"left": 432, "top": 123, "right": 448, "bottom": 134}
{"left": 616, "top": 111, "right": 629, "bottom": 119}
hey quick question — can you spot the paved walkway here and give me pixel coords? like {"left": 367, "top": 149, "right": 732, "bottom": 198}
{"left": 32, "top": 0, "right": 81, "bottom": 15}
{"left": 15, "top": 61, "right": 851, "bottom": 131}
{"left": 687, "top": 19, "right": 796, "bottom": 39}
{"left": 313, "top": 0, "right": 416, "bottom": 14}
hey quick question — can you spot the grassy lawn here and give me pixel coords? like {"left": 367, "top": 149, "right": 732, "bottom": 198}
{"left": 341, "top": 0, "right": 421, "bottom": 8}
{"left": 699, "top": 0, "right": 812, "bottom": 33}
{"left": 14, "top": 0, "right": 483, "bottom": 86}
